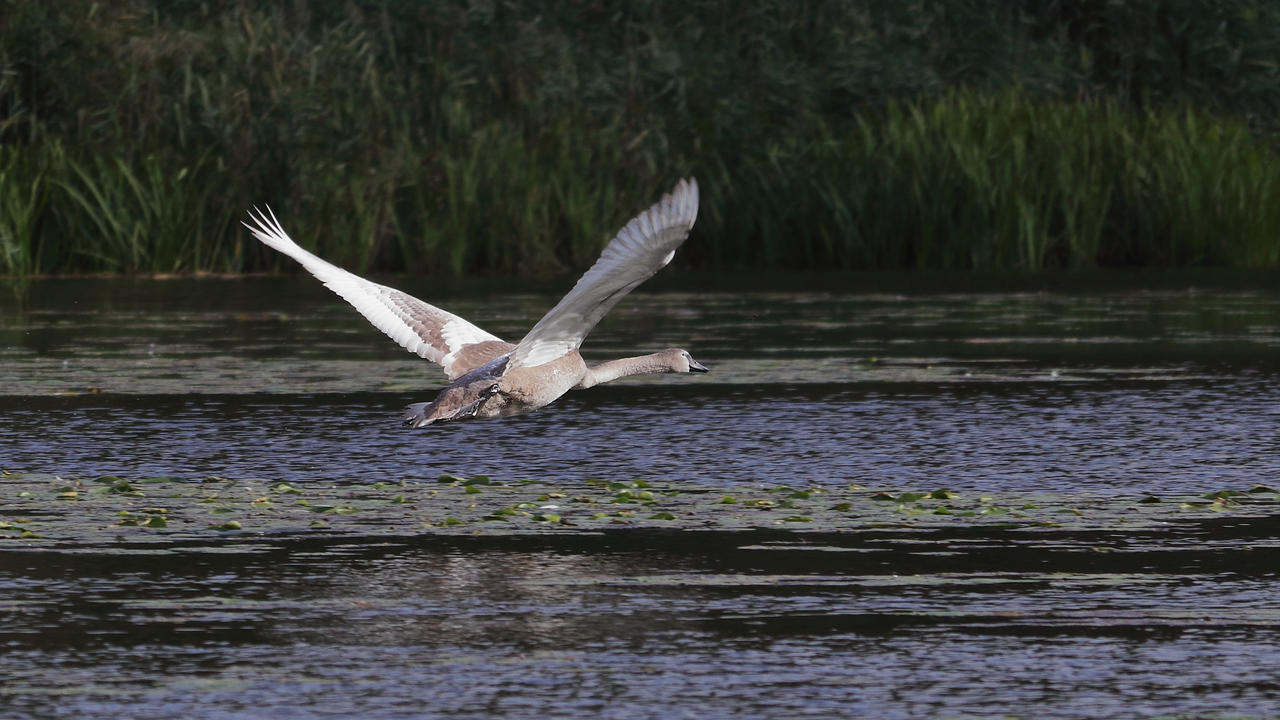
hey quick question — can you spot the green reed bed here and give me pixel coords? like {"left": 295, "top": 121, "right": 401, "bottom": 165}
{"left": 2, "top": 1, "right": 1279, "bottom": 277}
{"left": 776, "top": 93, "right": 1280, "bottom": 270}
{"left": 3, "top": 94, "right": 1278, "bottom": 278}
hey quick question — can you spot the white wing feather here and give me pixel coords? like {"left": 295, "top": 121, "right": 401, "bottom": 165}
{"left": 509, "top": 178, "right": 699, "bottom": 369}
{"left": 243, "top": 207, "right": 506, "bottom": 379}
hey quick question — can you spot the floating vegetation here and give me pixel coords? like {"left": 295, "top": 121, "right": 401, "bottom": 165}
{"left": 1, "top": 471, "right": 1278, "bottom": 550}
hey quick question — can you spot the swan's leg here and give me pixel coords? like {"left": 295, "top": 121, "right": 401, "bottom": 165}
{"left": 442, "top": 384, "right": 501, "bottom": 421}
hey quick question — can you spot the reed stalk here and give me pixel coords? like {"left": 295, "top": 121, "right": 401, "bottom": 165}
{"left": 0, "top": 147, "right": 48, "bottom": 276}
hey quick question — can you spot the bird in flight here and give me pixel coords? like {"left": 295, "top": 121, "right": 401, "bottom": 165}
{"left": 244, "top": 178, "right": 706, "bottom": 427}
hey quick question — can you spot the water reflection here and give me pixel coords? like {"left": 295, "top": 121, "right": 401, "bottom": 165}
{"left": 3, "top": 276, "right": 1279, "bottom": 396}
{"left": 4, "top": 527, "right": 1280, "bottom": 719}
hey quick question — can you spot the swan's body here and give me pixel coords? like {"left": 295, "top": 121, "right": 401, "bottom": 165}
{"left": 244, "top": 178, "right": 705, "bottom": 427}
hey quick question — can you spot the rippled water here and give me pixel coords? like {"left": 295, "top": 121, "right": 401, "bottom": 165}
{"left": 2, "top": 272, "right": 1279, "bottom": 718}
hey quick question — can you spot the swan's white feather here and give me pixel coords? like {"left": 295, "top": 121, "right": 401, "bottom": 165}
{"left": 243, "top": 207, "right": 505, "bottom": 379}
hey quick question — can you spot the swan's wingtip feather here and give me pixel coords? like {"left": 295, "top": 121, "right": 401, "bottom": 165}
{"left": 667, "top": 177, "right": 699, "bottom": 225}
{"left": 243, "top": 204, "right": 300, "bottom": 253}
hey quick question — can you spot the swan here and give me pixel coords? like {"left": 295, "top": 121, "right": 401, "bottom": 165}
{"left": 243, "top": 178, "right": 706, "bottom": 427}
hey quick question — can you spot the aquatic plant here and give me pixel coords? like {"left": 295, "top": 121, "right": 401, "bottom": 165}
{"left": 4, "top": 470, "right": 1278, "bottom": 544}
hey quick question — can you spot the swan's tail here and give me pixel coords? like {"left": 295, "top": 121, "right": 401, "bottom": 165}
{"left": 403, "top": 401, "right": 434, "bottom": 428}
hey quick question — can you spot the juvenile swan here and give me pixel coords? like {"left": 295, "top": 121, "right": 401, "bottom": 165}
{"left": 244, "top": 178, "right": 706, "bottom": 427}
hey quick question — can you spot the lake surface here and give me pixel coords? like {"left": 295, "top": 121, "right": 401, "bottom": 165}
{"left": 2, "top": 271, "right": 1279, "bottom": 718}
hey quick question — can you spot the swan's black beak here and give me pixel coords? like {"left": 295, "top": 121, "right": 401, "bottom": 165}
{"left": 688, "top": 359, "right": 709, "bottom": 373}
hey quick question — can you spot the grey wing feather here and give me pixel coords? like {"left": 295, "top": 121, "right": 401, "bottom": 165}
{"left": 508, "top": 178, "right": 700, "bottom": 369}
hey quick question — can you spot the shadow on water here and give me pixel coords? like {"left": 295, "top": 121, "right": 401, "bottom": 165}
{"left": 3, "top": 272, "right": 1280, "bottom": 718}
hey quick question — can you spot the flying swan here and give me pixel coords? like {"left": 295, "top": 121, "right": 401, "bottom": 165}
{"left": 244, "top": 178, "right": 706, "bottom": 427}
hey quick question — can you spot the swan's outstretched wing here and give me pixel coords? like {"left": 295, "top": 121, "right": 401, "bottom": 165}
{"left": 508, "top": 178, "right": 700, "bottom": 369}
{"left": 244, "top": 207, "right": 512, "bottom": 380}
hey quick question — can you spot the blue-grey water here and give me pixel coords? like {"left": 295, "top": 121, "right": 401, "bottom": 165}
{"left": 2, "top": 272, "right": 1279, "bottom": 719}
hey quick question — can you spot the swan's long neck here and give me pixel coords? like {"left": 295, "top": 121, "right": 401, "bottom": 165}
{"left": 578, "top": 352, "right": 679, "bottom": 389}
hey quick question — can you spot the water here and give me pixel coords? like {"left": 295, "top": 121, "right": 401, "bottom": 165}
{"left": 2, "top": 272, "right": 1280, "bottom": 718}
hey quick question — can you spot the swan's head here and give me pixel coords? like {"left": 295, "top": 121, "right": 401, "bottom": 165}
{"left": 664, "top": 348, "right": 709, "bottom": 373}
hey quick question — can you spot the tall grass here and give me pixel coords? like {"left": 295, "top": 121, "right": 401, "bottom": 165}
{"left": 0, "top": 147, "right": 48, "bottom": 277}
{"left": 55, "top": 153, "right": 214, "bottom": 274}
{"left": 832, "top": 94, "right": 1280, "bottom": 269}
{"left": 1, "top": 0, "right": 1279, "bottom": 276}
{"left": 691, "top": 92, "right": 1280, "bottom": 271}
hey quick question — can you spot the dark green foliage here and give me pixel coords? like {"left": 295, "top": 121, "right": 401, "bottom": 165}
{"left": 2, "top": 0, "right": 1279, "bottom": 276}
